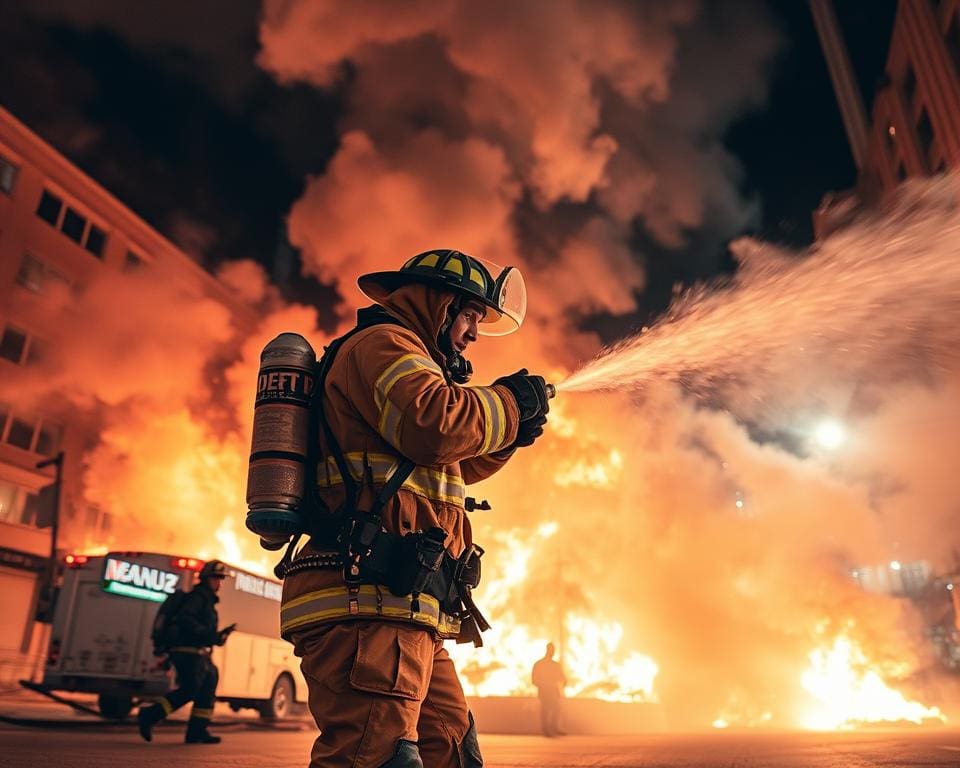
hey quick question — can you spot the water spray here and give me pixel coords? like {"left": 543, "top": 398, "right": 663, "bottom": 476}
{"left": 551, "top": 176, "right": 960, "bottom": 415}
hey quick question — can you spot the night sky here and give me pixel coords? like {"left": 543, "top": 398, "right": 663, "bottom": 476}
{"left": 1, "top": 1, "right": 898, "bottom": 334}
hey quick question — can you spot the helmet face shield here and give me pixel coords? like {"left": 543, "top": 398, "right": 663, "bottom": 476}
{"left": 477, "top": 263, "right": 526, "bottom": 336}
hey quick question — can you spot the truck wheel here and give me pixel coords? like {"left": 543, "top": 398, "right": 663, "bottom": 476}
{"left": 260, "top": 674, "right": 294, "bottom": 719}
{"left": 98, "top": 694, "right": 134, "bottom": 720}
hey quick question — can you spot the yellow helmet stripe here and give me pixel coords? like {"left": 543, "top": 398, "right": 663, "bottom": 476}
{"left": 443, "top": 258, "right": 464, "bottom": 276}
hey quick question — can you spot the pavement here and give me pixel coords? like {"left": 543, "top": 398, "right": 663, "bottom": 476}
{"left": 3, "top": 686, "right": 960, "bottom": 767}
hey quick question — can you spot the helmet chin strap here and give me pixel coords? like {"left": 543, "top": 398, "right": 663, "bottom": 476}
{"left": 439, "top": 297, "right": 474, "bottom": 384}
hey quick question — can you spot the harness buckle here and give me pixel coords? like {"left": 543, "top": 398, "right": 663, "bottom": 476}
{"left": 348, "top": 585, "right": 360, "bottom": 616}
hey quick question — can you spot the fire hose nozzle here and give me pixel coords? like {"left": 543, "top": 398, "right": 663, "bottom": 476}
{"left": 545, "top": 382, "right": 556, "bottom": 399}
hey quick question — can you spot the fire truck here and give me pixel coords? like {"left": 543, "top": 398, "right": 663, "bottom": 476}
{"left": 40, "top": 551, "right": 306, "bottom": 720}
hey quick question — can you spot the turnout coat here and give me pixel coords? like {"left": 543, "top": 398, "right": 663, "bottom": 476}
{"left": 280, "top": 282, "right": 521, "bottom": 646}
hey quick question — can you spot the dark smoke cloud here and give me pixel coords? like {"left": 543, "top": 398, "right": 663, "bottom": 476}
{"left": 258, "top": 0, "right": 781, "bottom": 355}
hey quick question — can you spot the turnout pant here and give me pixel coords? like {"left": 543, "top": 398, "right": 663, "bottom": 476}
{"left": 297, "top": 622, "right": 483, "bottom": 768}
{"left": 158, "top": 651, "right": 219, "bottom": 724}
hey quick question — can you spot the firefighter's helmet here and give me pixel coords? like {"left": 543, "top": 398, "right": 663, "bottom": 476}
{"left": 358, "top": 249, "right": 527, "bottom": 336}
{"left": 199, "top": 560, "right": 227, "bottom": 580}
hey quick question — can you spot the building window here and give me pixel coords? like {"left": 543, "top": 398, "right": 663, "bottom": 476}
{"left": 61, "top": 207, "right": 86, "bottom": 243}
{"left": 20, "top": 491, "right": 42, "bottom": 527}
{"left": 85, "top": 224, "right": 106, "bottom": 257}
{"left": 36, "top": 190, "right": 63, "bottom": 226}
{"left": 0, "top": 325, "right": 28, "bottom": 364}
{"left": 35, "top": 189, "right": 109, "bottom": 257}
{"left": 35, "top": 422, "right": 62, "bottom": 457}
{"left": 0, "top": 479, "right": 42, "bottom": 528}
{"left": 15, "top": 253, "right": 74, "bottom": 296}
{"left": 902, "top": 66, "right": 917, "bottom": 107}
{"left": 917, "top": 107, "right": 934, "bottom": 162}
{"left": 0, "top": 155, "right": 17, "bottom": 195}
{"left": 6, "top": 415, "right": 36, "bottom": 451}
{"left": 16, "top": 254, "right": 45, "bottom": 293}
{"left": 0, "top": 405, "right": 61, "bottom": 457}
{"left": 0, "top": 324, "right": 48, "bottom": 367}
{"left": 0, "top": 480, "right": 19, "bottom": 524}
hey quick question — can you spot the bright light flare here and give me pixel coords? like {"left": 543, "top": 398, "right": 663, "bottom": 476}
{"left": 813, "top": 419, "right": 846, "bottom": 450}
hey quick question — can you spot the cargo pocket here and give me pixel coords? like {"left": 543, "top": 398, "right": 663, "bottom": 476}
{"left": 299, "top": 624, "right": 359, "bottom": 694}
{"left": 349, "top": 623, "right": 431, "bottom": 700}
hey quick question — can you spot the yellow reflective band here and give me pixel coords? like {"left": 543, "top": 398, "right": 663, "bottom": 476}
{"left": 404, "top": 466, "right": 465, "bottom": 505}
{"left": 191, "top": 707, "right": 214, "bottom": 720}
{"left": 418, "top": 252, "right": 440, "bottom": 268}
{"left": 444, "top": 258, "right": 464, "bottom": 276}
{"left": 159, "top": 698, "right": 173, "bottom": 716}
{"left": 318, "top": 452, "right": 465, "bottom": 506}
{"left": 375, "top": 353, "right": 442, "bottom": 412}
{"left": 471, "top": 386, "right": 508, "bottom": 453}
{"left": 280, "top": 584, "right": 461, "bottom": 639}
{"left": 378, "top": 399, "right": 404, "bottom": 448}
{"left": 475, "top": 386, "right": 494, "bottom": 453}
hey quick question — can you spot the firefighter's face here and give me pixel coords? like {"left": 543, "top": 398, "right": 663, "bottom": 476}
{"left": 448, "top": 300, "right": 486, "bottom": 354}
{"left": 206, "top": 576, "right": 224, "bottom": 592}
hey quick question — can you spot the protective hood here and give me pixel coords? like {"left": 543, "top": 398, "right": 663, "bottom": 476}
{"left": 369, "top": 282, "right": 456, "bottom": 365}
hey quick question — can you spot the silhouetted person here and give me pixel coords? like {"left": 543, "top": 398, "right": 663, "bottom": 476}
{"left": 531, "top": 642, "right": 566, "bottom": 737}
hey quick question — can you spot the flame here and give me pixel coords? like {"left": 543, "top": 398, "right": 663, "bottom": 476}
{"left": 711, "top": 692, "right": 773, "bottom": 729}
{"left": 553, "top": 448, "right": 623, "bottom": 488}
{"left": 448, "top": 520, "right": 659, "bottom": 703}
{"left": 798, "top": 634, "right": 945, "bottom": 730}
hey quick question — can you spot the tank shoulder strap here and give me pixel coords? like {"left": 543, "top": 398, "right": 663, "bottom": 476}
{"left": 276, "top": 311, "right": 418, "bottom": 579}
{"left": 314, "top": 309, "right": 417, "bottom": 517}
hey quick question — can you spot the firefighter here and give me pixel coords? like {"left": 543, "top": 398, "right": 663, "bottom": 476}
{"left": 281, "top": 250, "right": 550, "bottom": 767}
{"left": 137, "top": 559, "right": 235, "bottom": 745}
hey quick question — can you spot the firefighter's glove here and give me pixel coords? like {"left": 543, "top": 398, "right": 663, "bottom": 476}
{"left": 217, "top": 623, "right": 237, "bottom": 645}
{"left": 494, "top": 369, "right": 550, "bottom": 421}
{"left": 514, "top": 413, "right": 547, "bottom": 449}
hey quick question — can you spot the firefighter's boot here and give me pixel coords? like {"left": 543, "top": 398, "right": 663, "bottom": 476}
{"left": 185, "top": 717, "right": 222, "bottom": 744}
{"left": 136, "top": 703, "right": 165, "bottom": 742}
{"left": 378, "top": 740, "right": 423, "bottom": 767}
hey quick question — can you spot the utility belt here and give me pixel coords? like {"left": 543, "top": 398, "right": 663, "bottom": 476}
{"left": 167, "top": 646, "right": 211, "bottom": 656}
{"left": 280, "top": 526, "right": 489, "bottom": 647}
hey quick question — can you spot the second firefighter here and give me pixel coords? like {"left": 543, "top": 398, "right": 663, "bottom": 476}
{"left": 137, "top": 559, "right": 236, "bottom": 745}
